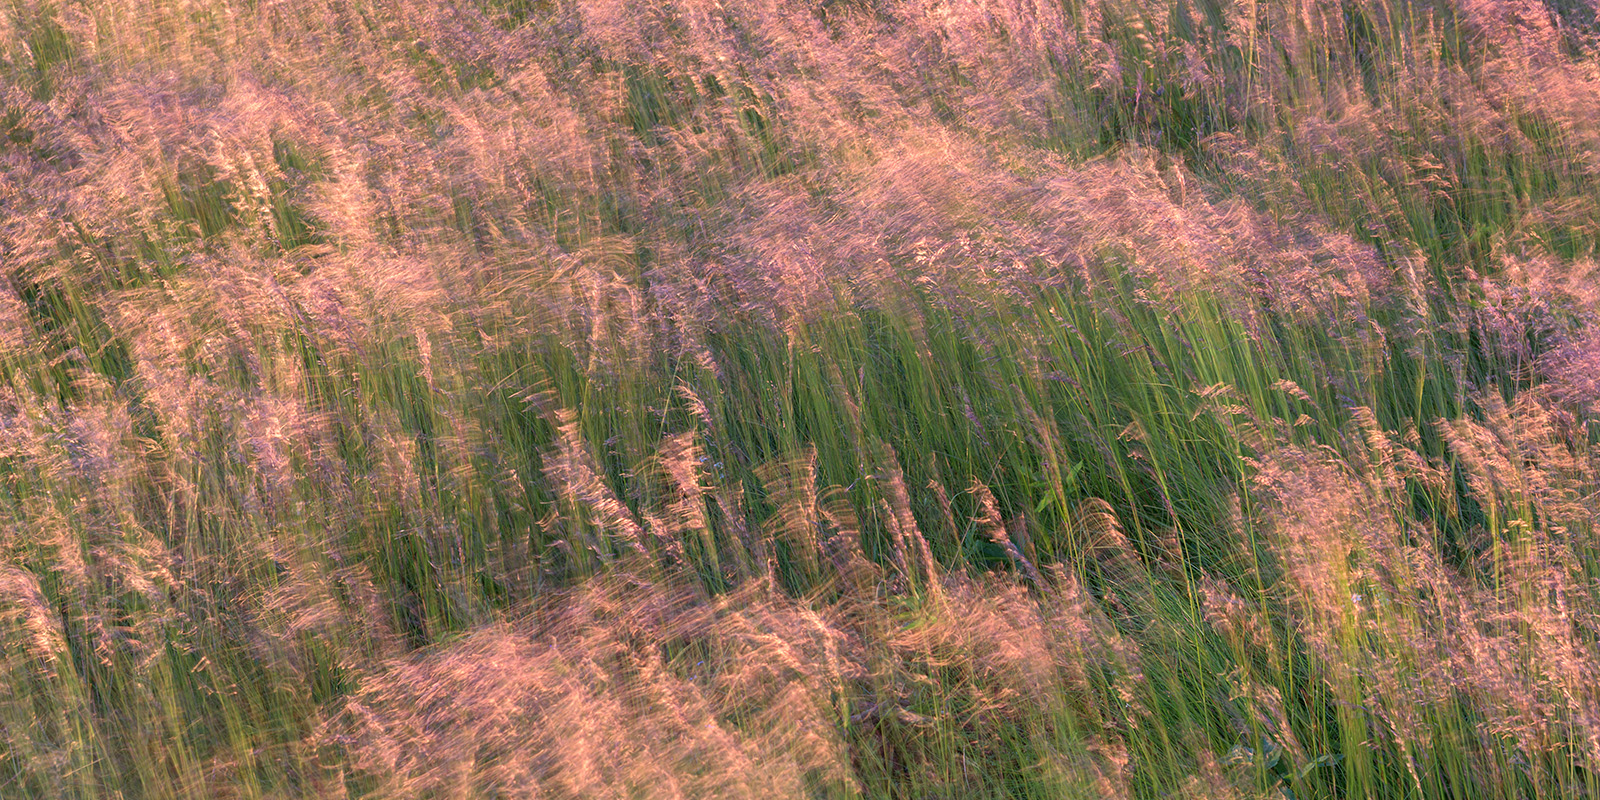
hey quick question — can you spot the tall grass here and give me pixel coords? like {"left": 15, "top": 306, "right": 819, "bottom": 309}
{"left": 2, "top": 0, "right": 1598, "bottom": 796}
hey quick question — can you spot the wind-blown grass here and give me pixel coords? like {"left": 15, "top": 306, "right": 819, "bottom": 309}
{"left": 1, "top": 0, "right": 1598, "bottom": 796}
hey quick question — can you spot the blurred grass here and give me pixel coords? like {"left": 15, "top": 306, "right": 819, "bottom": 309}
{"left": 2, "top": 0, "right": 1599, "bottom": 796}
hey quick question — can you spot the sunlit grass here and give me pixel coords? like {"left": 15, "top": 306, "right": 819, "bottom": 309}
{"left": 1, "top": 0, "right": 1598, "bottom": 796}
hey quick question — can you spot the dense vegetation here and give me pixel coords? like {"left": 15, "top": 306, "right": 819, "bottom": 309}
{"left": 2, "top": 0, "right": 1599, "bottom": 796}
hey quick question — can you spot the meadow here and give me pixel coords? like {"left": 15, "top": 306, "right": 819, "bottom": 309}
{"left": 1, "top": 0, "right": 1598, "bottom": 796}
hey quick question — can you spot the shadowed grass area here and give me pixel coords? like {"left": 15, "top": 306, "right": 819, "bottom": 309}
{"left": 2, "top": 0, "right": 1599, "bottom": 797}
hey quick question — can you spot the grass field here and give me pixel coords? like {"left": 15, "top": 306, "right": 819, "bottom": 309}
{"left": 2, "top": 0, "right": 1599, "bottom": 796}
